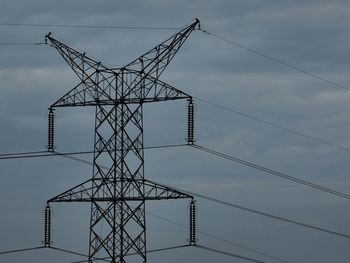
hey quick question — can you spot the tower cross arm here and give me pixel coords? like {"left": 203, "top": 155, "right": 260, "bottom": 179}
{"left": 49, "top": 74, "right": 116, "bottom": 108}
{"left": 49, "top": 70, "right": 191, "bottom": 108}
{"left": 121, "top": 18, "right": 200, "bottom": 80}
{"left": 122, "top": 70, "right": 192, "bottom": 103}
{"left": 47, "top": 178, "right": 193, "bottom": 203}
{"left": 143, "top": 179, "right": 194, "bottom": 200}
{"left": 45, "top": 33, "right": 110, "bottom": 81}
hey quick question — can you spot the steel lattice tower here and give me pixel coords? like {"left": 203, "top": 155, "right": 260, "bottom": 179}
{"left": 45, "top": 19, "right": 199, "bottom": 262}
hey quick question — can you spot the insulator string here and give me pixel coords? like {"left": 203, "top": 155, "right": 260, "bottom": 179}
{"left": 186, "top": 98, "right": 195, "bottom": 145}
{"left": 47, "top": 108, "right": 55, "bottom": 152}
{"left": 189, "top": 200, "right": 197, "bottom": 245}
{"left": 44, "top": 204, "right": 52, "bottom": 247}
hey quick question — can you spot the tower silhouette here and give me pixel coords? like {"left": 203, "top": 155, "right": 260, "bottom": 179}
{"left": 45, "top": 19, "right": 199, "bottom": 262}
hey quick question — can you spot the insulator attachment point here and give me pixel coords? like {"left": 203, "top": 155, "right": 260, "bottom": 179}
{"left": 194, "top": 18, "right": 201, "bottom": 30}
{"left": 44, "top": 32, "right": 52, "bottom": 45}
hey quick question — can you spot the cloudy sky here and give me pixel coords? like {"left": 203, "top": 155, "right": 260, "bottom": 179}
{"left": 1, "top": 0, "right": 350, "bottom": 262}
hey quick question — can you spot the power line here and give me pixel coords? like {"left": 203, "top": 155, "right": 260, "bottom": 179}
{"left": 0, "top": 245, "right": 114, "bottom": 262}
{"left": 0, "top": 244, "right": 190, "bottom": 262}
{"left": 195, "top": 244, "right": 265, "bottom": 263}
{"left": 197, "top": 29, "right": 350, "bottom": 154}
{"left": 10, "top": 144, "right": 348, "bottom": 204}
{"left": 22, "top": 146, "right": 350, "bottom": 240}
{"left": 170, "top": 185, "right": 350, "bottom": 240}
{"left": 0, "top": 22, "right": 179, "bottom": 30}
{"left": 0, "top": 245, "right": 92, "bottom": 259}
{"left": 3, "top": 28, "right": 350, "bottom": 155}
{"left": 0, "top": 246, "right": 44, "bottom": 255}
{"left": 0, "top": 150, "right": 47, "bottom": 157}
{"left": 71, "top": 258, "right": 102, "bottom": 263}
{"left": 147, "top": 211, "right": 291, "bottom": 263}
{"left": 54, "top": 151, "right": 95, "bottom": 166}
{"left": 0, "top": 143, "right": 187, "bottom": 161}
{"left": 53, "top": 143, "right": 188, "bottom": 167}
{"left": 200, "top": 29, "right": 350, "bottom": 91}
{"left": 5, "top": 33, "right": 350, "bottom": 159}
{"left": 0, "top": 42, "right": 43, "bottom": 46}
{"left": 13, "top": 145, "right": 349, "bottom": 240}
{"left": 4, "top": 20, "right": 348, "bottom": 262}
{"left": 144, "top": 244, "right": 191, "bottom": 254}
{"left": 0, "top": 151, "right": 65, "bottom": 160}
{"left": 50, "top": 246, "right": 113, "bottom": 262}
{"left": 54, "top": 245, "right": 183, "bottom": 262}
{"left": 66, "top": 147, "right": 350, "bottom": 239}
{"left": 194, "top": 96, "right": 350, "bottom": 153}
{"left": 65, "top": 243, "right": 266, "bottom": 263}
{"left": 0, "top": 211, "right": 287, "bottom": 263}
{"left": 2, "top": 147, "right": 345, "bottom": 259}
{"left": 192, "top": 144, "right": 350, "bottom": 200}
{"left": 49, "top": 246, "right": 96, "bottom": 259}
{"left": 1, "top": 22, "right": 348, "bottom": 92}
{"left": 69, "top": 245, "right": 191, "bottom": 263}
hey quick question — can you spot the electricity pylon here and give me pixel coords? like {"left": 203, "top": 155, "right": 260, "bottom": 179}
{"left": 44, "top": 19, "right": 199, "bottom": 262}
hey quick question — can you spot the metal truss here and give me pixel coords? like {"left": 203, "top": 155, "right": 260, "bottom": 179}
{"left": 48, "top": 178, "right": 193, "bottom": 203}
{"left": 45, "top": 19, "right": 200, "bottom": 262}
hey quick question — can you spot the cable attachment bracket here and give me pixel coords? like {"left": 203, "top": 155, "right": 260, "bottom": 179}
{"left": 186, "top": 98, "right": 195, "bottom": 145}
{"left": 47, "top": 107, "right": 55, "bottom": 152}
{"left": 189, "top": 199, "right": 197, "bottom": 245}
{"left": 44, "top": 32, "right": 52, "bottom": 45}
{"left": 194, "top": 18, "right": 201, "bottom": 30}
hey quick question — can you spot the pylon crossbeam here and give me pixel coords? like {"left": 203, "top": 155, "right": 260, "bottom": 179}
{"left": 51, "top": 71, "right": 191, "bottom": 108}
{"left": 48, "top": 178, "right": 192, "bottom": 203}
{"left": 124, "top": 19, "right": 199, "bottom": 79}
{"left": 48, "top": 35, "right": 110, "bottom": 79}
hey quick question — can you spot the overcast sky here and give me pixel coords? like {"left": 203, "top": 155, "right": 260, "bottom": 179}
{"left": 1, "top": 0, "right": 350, "bottom": 262}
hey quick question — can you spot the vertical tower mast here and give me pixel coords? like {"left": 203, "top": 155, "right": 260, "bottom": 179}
{"left": 45, "top": 19, "right": 199, "bottom": 262}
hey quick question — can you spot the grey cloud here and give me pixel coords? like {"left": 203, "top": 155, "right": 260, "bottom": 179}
{"left": 1, "top": 1, "right": 350, "bottom": 263}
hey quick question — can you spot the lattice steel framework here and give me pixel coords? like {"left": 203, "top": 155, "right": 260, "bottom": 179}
{"left": 45, "top": 19, "right": 199, "bottom": 262}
